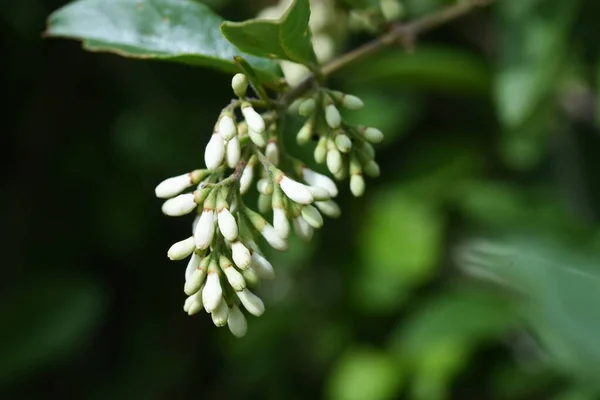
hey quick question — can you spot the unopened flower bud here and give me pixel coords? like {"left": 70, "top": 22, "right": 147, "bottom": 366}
{"left": 363, "top": 160, "right": 380, "bottom": 178}
{"left": 217, "top": 112, "right": 237, "bottom": 141}
{"left": 293, "top": 216, "right": 314, "bottom": 242}
{"left": 245, "top": 208, "right": 288, "bottom": 251}
{"left": 185, "top": 251, "right": 203, "bottom": 281}
{"left": 240, "top": 159, "right": 256, "bottom": 194}
{"left": 161, "top": 193, "right": 197, "bottom": 217}
{"left": 308, "top": 186, "right": 331, "bottom": 201}
{"left": 302, "top": 167, "right": 338, "bottom": 197}
{"left": 314, "top": 137, "right": 328, "bottom": 164}
{"left": 211, "top": 297, "right": 229, "bottom": 327}
{"left": 220, "top": 255, "right": 246, "bottom": 291}
{"left": 227, "top": 305, "right": 248, "bottom": 338}
{"left": 155, "top": 170, "right": 207, "bottom": 198}
{"left": 297, "top": 119, "right": 314, "bottom": 145}
{"left": 185, "top": 261, "right": 208, "bottom": 295}
{"left": 202, "top": 261, "right": 222, "bottom": 312}
{"left": 277, "top": 173, "right": 314, "bottom": 205}
{"left": 184, "top": 290, "right": 203, "bottom": 315}
{"left": 301, "top": 205, "right": 323, "bottom": 228}
{"left": 258, "top": 193, "right": 272, "bottom": 214}
{"left": 167, "top": 236, "right": 195, "bottom": 260}
{"left": 257, "top": 178, "right": 274, "bottom": 195}
{"left": 231, "top": 73, "right": 248, "bottom": 98}
{"left": 226, "top": 135, "right": 241, "bottom": 168}
{"left": 325, "top": 103, "right": 342, "bottom": 129}
{"left": 251, "top": 252, "right": 275, "bottom": 279}
{"left": 298, "top": 97, "right": 316, "bottom": 116}
{"left": 335, "top": 133, "right": 352, "bottom": 153}
{"left": 361, "top": 126, "right": 384, "bottom": 143}
{"left": 266, "top": 141, "right": 280, "bottom": 165}
{"left": 241, "top": 103, "right": 265, "bottom": 133}
{"left": 350, "top": 175, "right": 365, "bottom": 197}
{"left": 217, "top": 207, "right": 238, "bottom": 242}
{"left": 242, "top": 267, "right": 260, "bottom": 288}
{"left": 194, "top": 190, "right": 217, "bottom": 249}
{"left": 236, "top": 288, "right": 265, "bottom": 317}
{"left": 326, "top": 147, "right": 343, "bottom": 175}
{"left": 248, "top": 127, "right": 267, "bottom": 147}
{"left": 231, "top": 240, "right": 251, "bottom": 269}
{"left": 315, "top": 200, "right": 341, "bottom": 218}
{"left": 330, "top": 91, "right": 364, "bottom": 110}
{"left": 204, "top": 133, "right": 225, "bottom": 170}
{"left": 273, "top": 207, "right": 290, "bottom": 239}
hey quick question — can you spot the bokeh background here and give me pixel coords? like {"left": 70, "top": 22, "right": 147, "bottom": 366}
{"left": 4, "top": 0, "right": 600, "bottom": 399}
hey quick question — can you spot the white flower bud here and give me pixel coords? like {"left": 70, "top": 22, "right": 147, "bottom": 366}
{"left": 261, "top": 224, "right": 288, "bottom": 251}
{"left": 192, "top": 214, "right": 200, "bottom": 233}
{"left": 341, "top": 94, "right": 364, "bottom": 110}
{"left": 204, "top": 133, "right": 225, "bottom": 170}
{"left": 248, "top": 127, "right": 267, "bottom": 147}
{"left": 242, "top": 267, "right": 260, "bottom": 288}
{"left": 185, "top": 251, "right": 202, "bottom": 281}
{"left": 251, "top": 252, "right": 275, "bottom": 279}
{"left": 314, "top": 137, "right": 328, "bottom": 164}
{"left": 273, "top": 208, "right": 290, "bottom": 239}
{"left": 327, "top": 147, "right": 343, "bottom": 175}
{"left": 236, "top": 288, "right": 265, "bottom": 317}
{"left": 350, "top": 175, "right": 365, "bottom": 197}
{"left": 241, "top": 103, "right": 265, "bottom": 133}
{"left": 308, "top": 185, "right": 331, "bottom": 201}
{"left": 184, "top": 267, "right": 206, "bottom": 295}
{"left": 325, "top": 103, "right": 341, "bottom": 129}
{"left": 155, "top": 173, "right": 193, "bottom": 198}
{"left": 211, "top": 298, "right": 229, "bottom": 327}
{"left": 363, "top": 160, "right": 380, "bottom": 177}
{"left": 265, "top": 141, "right": 280, "bottom": 165}
{"left": 231, "top": 73, "right": 248, "bottom": 98}
{"left": 184, "top": 291, "right": 203, "bottom": 315}
{"left": 226, "top": 136, "right": 241, "bottom": 168}
{"left": 362, "top": 126, "right": 384, "bottom": 143}
{"left": 194, "top": 210, "right": 215, "bottom": 249}
{"left": 297, "top": 120, "right": 314, "bottom": 145}
{"left": 279, "top": 176, "right": 314, "bottom": 205}
{"left": 301, "top": 205, "right": 323, "bottom": 228}
{"left": 202, "top": 268, "right": 222, "bottom": 313}
{"left": 335, "top": 134, "right": 352, "bottom": 153}
{"left": 217, "top": 208, "right": 238, "bottom": 242}
{"left": 167, "top": 236, "right": 195, "bottom": 260}
{"left": 161, "top": 193, "right": 197, "bottom": 217}
{"left": 298, "top": 98, "right": 316, "bottom": 116}
{"left": 360, "top": 141, "right": 376, "bottom": 158}
{"left": 220, "top": 255, "right": 246, "bottom": 291}
{"left": 315, "top": 200, "right": 341, "bottom": 218}
{"left": 227, "top": 305, "right": 248, "bottom": 338}
{"left": 217, "top": 113, "right": 237, "bottom": 141}
{"left": 257, "top": 178, "right": 273, "bottom": 195}
{"left": 240, "top": 163, "right": 255, "bottom": 194}
{"left": 302, "top": 168, "right": 338, "bottom": 197}
{"left": 231, "top": 241, "right": 251, "bottom": 269}
{"left": 258, "top": 193, "right": 272, "bottom": 214}
{"left": 293, "top": 217, "right": 314, "bottom": 242}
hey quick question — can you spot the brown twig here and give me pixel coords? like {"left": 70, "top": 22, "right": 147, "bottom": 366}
{"left": 281, "top": 0, "right": 495, "bottom": 105}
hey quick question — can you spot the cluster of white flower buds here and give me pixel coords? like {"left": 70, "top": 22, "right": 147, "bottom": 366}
{"left": 154, "top": 73, "right": 354, "bottom": 337}
{"left": 292, "top": 90, "right": 383, "bottom": 197}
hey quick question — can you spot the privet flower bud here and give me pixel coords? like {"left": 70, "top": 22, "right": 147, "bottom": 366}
{"left": 330, "top": 91, "right": 364, "bottom": 110}
{"left": 257, "top": 178, "right": 273, "bottom": 195}
{"left": 308, "top": 186, "right": 331, "bottom": 201}
{"left": 231, "top": 240, "right": 251, "bottom": 269}
{"left": 363, "top": 160, "right": 381, "bottom": 178}
{"left": 236, "top": 288, "right": 265, "bottom": 317}
{"left": 361, "top": 126, "right": 384, "bottom": 143}
{"left": 314, "top": 137, "right": 328, "bottom": 164}
{"left": 248, "top": 127, "right": 267, "bottom": 147}
{"left": 265, "top": 141, "right": 280, "bottom": 165}
{"left": 257, "top": 193, "right": 272, "bottom": 214}
{"left": 245, "top": 208, "right": 288, "bottom": 251}
{"left": 231, "top": 73, "right": 248, "bottom": 98}
{"left": 220, "top": 255, "right": 246, "bottom": 291}
{"left": 272, "top": 187, "right": 290, "bottom": 238}
{"left": 297, "top": 119, "right": 314, "bottom": 145}
{"left": 301, "top": 205, "right": 324, "bottom": 228}
{"left": 302, "top": 168, "right": 338, "bottom": 197}
{"left": 185, "top": 251, "right": 203, "bottom": 281}
{"left": 335, "top": 133, "right": 352, "bottom": 153}
{"left": 194, "top": 190, "right": 217, "bottom": 249}
{"left": 325, "top": 103, "right": 342, "bottom": 129}
{"left": 211, "top": 298, "right": 229, "bottom": 327}
{"left": 184, "top": 290, "right": 203, "bottom": 315}
{"left": 251, "top": 252, "right": 275, "bottom": 279}
{"left": 326, "top": 147, "right": 343, "bottom": 175}
{"left": 167, "top": 236, "right": 195, "bottom": 260}
{"left": 204, "top": 133, "right": 225, "bottom": 170}
{"left": 155, "top": 170, "right": 207, "bottom": 198}
{"left": 242, "top": 267, "right": 260, "bottom": 288}
{"left": 226, "top": 136, "right": 241, "bottom": 168}
{"left": 217, "top": 112, "right": 237, "bottom": 141}
{"left": 298, "top": 97, "right": 316, "bottom": 116}
{"left": 241, "top": 103, "right": 265, "bottom": 133}
{"left": 184, "top": 258, "right": 208, "bottom": 296}
{"left": 161, "top": 193, "right": 197, "bottom": 217}
{"left": 202, "top": 261, "right": 222, "bottom": 312}
{"left": 293, "top": 216, "right": 314, "bottom": 242}
{"left": 276, "top": 172, "right": 314, "bottom": 205}
{"left": 217, "top": 206, "right": 238, "bottom": 242}
{"left": 240, "top": 158, "right": 256, "bottom": 194}
{"left": 315, "top": 200, "right": 342, "bottom": 218}
{"left": 350, "top": 175, "right": 366, "bottom": 197}
{"left": 227, "top": 305, "right": 248, "bottom": 338}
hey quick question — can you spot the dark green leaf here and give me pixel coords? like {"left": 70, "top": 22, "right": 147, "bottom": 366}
{"left": 45, "top": 0, "right": 281, "bottom": 82}
{"left": 220, "top": 0, "right": 317, "bottom": 67}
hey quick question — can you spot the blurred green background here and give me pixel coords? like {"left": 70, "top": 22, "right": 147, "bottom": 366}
{"left": 4, "top": 0, "right": 600, "bottom": 399}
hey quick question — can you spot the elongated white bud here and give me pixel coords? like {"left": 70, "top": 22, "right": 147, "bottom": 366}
{"left": 266, "top": 141, "right": 279, "bottom": 165}
{"left": 293, "top": 217, "right": 314, "bottom": 242}
{"left": 220, "top": 255, "right": 246, "bottom": 291}
{"left": 155, "top": 171, "right": 205, "bottom": 198}
{"left": 327, "top": 147, "right": 343, "bottom": 175}
{"left": 204, "top": 133, "right": 225, "bottom": 170}
{"left": 314, "top": 137, "right": 328, "bottom": 164}
{"left": 335, "top": 134, "right": 352, "bottom": 153}
{"left": 227, "top": 305, "right": 248, "bottom": 338}
{"left": 167, "top": 236, "right": 195, "bottom": 260}
{"left": 258, "top": 193, "right": 272, "bottom": 214}
{"left": 278, "top": 175, "right": 314, "bottom": 205}
{"left": 184, "top": 266, "right": 207, "bottom": 296}
{"left": 315, "top": 200, "right": 341, "bottom": 218}
{"left": 262, "top": 224, "right": 288, "bottom": 251}
{"left": 217, "top": 113, "right": 237, "bottom": 141}
{"left": 298, "top": 98, "right": 316, "bottom": 116}
{"left": 184, "top": 290, "right": 203, "bottom": 315}
{"left": 194, "top": 210, "right": 215, "bottom": 249}
{"left": 231, "top": 73, "right": 248, "bottom": 98}
{"left": 240, "top": 162, "right": 255, "bottom": 194}
{"left": 218, "top": 208, "right": 238, "bottom": 241}
{"left": 248, "top": 127, "right": 267, "bottom": 147}
{"left": 301, "top": 205, "right": 323, "bottom": 228}
{"left": 302, "top": 168, "right": 338, "bottom": 197}
{"left": 297, "top": 119, "right": 314, "bottom": 145}
{"left": 242, "top": 267, "right": 260, "bottom": 288}
{"left": 361, "top": 126, "right": 384, "bottom": 143}
{"left": 241, "top": 103, "right": 265, "bottom": 133}
{"left": 325, "top": 103, "right": 341, "bottom": 129}
{"left": 331, "top": 91, "right": 364, "bottom": 110}
{"left": 236, "top": 288, "right": 265, "bottom": 317}
{"left": 211, "top": 298, "right": 229, "bottom": 327}
{"left": 161, "top": 193, "right": 197, "bottom": 217}
{"left": 273, "top": 208, "right": 290, "bottom": 239}
{"left": 231, "top": 241, "right": 251, "bottom": 269}
{"left": 350, "top": 175, "right": 365, "bottom": 197}
{"left": 308, "top": 186, "right": 331, "bottom": 201}
{"left": 202, "top": 266, "right": 222, "bottom": 312}
{"left": 185, "top": 252, "right": 202, "bottom": 281}
{"left": 226, "top": 136, "right": 241, "bottom": 168}
{"left": 257, "top": 178, "right": 273, "bottom": 195}
{"left": 251, "top": 252, "right": 275, "bottom": 279}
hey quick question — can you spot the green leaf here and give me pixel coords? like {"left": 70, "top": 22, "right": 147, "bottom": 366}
{"left": 457, "top": 235, "right": 600, "bottom": 384}
{"left": 327, "top": 347, "right": 403, "bottom": 400}
{"left": 0, "top": 274, "right": 105, "bottom": 384}
{"left": 45, "top": 0, "right": 281, "bottom": 82}
{"left": 220, "top": 0, "right": 317, "bottom": 67}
